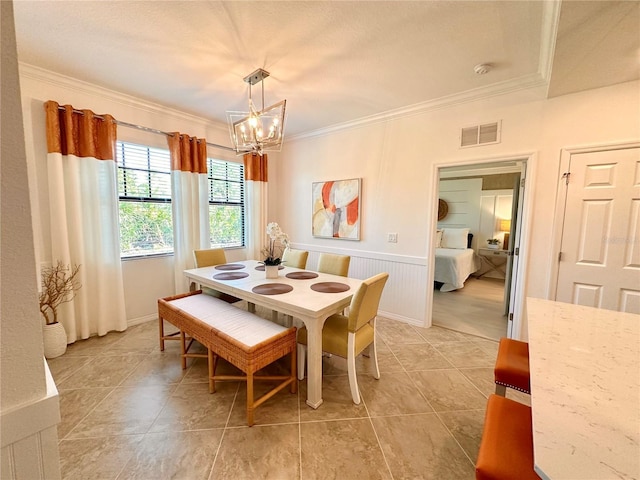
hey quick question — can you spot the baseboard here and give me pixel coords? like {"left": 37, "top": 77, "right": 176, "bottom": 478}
{"left": 127, "top": 313, "right": 157, "bottom": 328}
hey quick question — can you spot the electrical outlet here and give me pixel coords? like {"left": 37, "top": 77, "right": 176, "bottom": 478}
{"left": 387, "top": 233, "right": 398, "bottom": 243}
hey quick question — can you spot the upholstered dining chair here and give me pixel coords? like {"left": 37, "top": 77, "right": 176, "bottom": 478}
{"left": 297, "top": 272, "right": 389, "bottom": 404}
{"left": 192, "top": 248, "right": 240, "bottom": 303}
{"left": 282, "top": 248, "right": 309, "bottom": 269}
{"left": 193, "top": 248, "right": 227, "bottom": 268}
{"left": 317, "top": 253, "right": 351, "bottom": 277}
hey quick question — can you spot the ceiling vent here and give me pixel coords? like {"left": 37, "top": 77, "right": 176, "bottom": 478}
{"left": 460, "top": 121, "right": 501, "bottom": 148}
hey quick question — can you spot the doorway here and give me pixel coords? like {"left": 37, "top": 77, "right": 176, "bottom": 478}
{"left": 430, "top": 158, "right": 527, "bottom": 340}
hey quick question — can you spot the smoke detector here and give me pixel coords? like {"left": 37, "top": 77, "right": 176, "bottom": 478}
{"left": 474, "top": 63, "right": 492, "bottom": 75}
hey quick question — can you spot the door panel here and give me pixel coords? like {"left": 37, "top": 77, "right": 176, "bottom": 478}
{"left": 556, "top": 147, "right": 640, "bottom": 314}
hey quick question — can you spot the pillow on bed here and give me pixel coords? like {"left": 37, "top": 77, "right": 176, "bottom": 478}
{"left": 436, "top": 229, "right": 443, "bottom": 248}
{"left": 441, "top": 228, "right": 470, "bottom": 249}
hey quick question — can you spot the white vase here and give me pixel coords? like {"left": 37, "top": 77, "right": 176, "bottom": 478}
{"left": 265, "top": 265, "right": 279, "bottom": 279}
{"left": 487, "top": 244, "right": 499, "bottom": 250}
{"left": 43, "top": 322, "right": 67, "bottom": 359}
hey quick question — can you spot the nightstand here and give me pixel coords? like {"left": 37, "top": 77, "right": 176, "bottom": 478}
{"left": 477, "top": 248, "right": 509, "bottom": 278}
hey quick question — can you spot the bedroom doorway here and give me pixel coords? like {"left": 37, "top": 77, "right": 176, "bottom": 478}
{"left": 431, "top": 159, "right": 527, "bottom": 340}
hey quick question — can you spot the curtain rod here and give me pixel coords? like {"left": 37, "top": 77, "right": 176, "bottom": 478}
{"left": 57, "top": 105, "right": 235, "bottom": 152}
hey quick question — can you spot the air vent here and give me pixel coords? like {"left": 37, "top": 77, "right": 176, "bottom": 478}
{"left": 460, "top": 121, "right": 501, "bottom": 148}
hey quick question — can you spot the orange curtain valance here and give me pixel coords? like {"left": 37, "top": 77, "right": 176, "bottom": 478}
{"left": 167, "top": 133, "right": 208, "bottom": 174}
{"left": 244, "top": 153, "right": 268, "bottom": 182}
{"left": 44, "top": 100, "right": 117, "bottom": 160}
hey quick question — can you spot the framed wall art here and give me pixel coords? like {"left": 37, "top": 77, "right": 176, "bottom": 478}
{"left": 312, "top": 178, "right": 361, "bottom": 240}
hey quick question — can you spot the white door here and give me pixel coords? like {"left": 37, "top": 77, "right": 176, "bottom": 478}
{"left": 556, "top": 147, "right": 640, "bottom": 314}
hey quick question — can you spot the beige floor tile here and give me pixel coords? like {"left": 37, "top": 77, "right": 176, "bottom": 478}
{"left": 63, "top": 331, "right": 125, "bottom": 356}
{"left": 459, "top": 367, "right": 495, "bottom": 397}
{"left": 301, "top": 419, "right": 391, "bottom": 479}
{"left": 67, "top": 384, "right": 176, "bottom": 438}
{"left": 372, "top": 414, "right": 475, "bottom": 479}
{"left": 212, "top": 424, "right": 300, "bottom": 479}
{"left": 390, "top": 342, "right": 454, "bottom": 371}
{"left": 53, "top": 316, "right": 502, "bottom": 479}
{"left": 411, "top": 369, "right": 488, "bottom": 412}
{"left": 57, "top": 354, "right": 147, "bottom": 389}
{"left": 120, "top": 352, "right": 189, "bottom": 387}
{"left": 372, "top": 349, "right": 406, "bottom": 373}
{"left": 358, "top": 372, "right": 434, "bottom": 417}
{"left": 122, "top": 429, "right": 223, "bottom": 480}
{"left": 226, "top": 381, "right": 299, "bottom": 427}
{"left": 377, "top": 322, "right": 426, "bottom": 345}
{"left": 469, "top": 337, "right": 500, "bottom": 356}
{"left": 181, "top": 357, "right": 244, "bottom": 384}
{"left": 59, "top": 434, "right": 143, "bottom": 480}
{"left": 506, "top": 388, "right": 532, "bottom": 406}
{"left": 413, "top": 325, "right": 471, "bottom": 344}
{"left": 46, "top": 355, "right": 93, "bottom": 384}
{"left": 298, "top": 377, "right": 368, "bottom": 422}
{"left": 438, "top": 409, "right": 486, "bottom": 463}
{"left": 57, "top": 387, "right": 114, "bottom": 439}
{"left": 149, "top": 381, "right": 239, "bottom": 432}
{"left": 433, "top": 341, "right": 497, "bottom": 368}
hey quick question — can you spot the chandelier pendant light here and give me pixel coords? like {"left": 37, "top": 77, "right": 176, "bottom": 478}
{"left": 227, "top": 68, "right": 286, "bottom": 155}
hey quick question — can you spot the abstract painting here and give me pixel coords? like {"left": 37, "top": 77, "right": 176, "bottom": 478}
{"left": 312, "top": 178, "right": 361, "bottom": 240}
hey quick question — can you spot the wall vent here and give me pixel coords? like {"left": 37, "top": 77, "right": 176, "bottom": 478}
{"left": 460, "top": 121, "right": 501, "bottom": 148}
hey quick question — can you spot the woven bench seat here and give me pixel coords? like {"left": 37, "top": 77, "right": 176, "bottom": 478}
{"left": 158, "top": 291, "right": 297, "bottom": 426}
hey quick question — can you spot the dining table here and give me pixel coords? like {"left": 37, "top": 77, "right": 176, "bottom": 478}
{"left": 184, "top": 259, "right": 363, "bottom": 409}
{"left": 526, "top": 297, "right": 640, "bottom": 480}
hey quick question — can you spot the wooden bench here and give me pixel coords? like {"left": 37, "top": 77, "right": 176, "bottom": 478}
{"left": 157, "top": 291, "right": 297, "bottom": 426}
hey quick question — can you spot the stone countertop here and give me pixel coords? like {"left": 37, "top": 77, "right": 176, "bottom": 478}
{"left": 526, "top": 297, "right": 639, "bottom": 480}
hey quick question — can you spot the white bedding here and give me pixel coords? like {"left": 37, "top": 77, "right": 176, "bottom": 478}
{"left": 434, "top": 248, "right": 480, "bottom": 292}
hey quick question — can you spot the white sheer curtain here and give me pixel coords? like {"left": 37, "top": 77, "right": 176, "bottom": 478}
{"left": 168, "top": 133, "right": 210, "bottom": 293}
{"left": 243, "top": 153, "right": 269, "bottom": 259}
{"left": 44, "top": 101, "right": 127, "bottom": 342}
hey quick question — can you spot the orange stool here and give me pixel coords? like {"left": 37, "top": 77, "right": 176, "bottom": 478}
{"left": 494, "top": 338, "right": 530, "bottom": 396}
{"left": 476, "top": 394, "right": 541, "bottom": 480}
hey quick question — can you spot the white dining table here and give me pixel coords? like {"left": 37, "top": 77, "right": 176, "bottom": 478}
{"left": 526, "top": 297, "right": 640, "bottom": 480}
{"left": 184, "top": 260, "right": 363, "bottom": 409}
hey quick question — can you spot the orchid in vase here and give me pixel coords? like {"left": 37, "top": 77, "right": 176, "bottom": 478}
{"left": 262, "top": 222, "right": 290, "bottom": 266}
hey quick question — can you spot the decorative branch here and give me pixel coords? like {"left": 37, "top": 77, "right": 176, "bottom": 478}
{"left": 39, "top": 261, "right": 81, "bottom": 325}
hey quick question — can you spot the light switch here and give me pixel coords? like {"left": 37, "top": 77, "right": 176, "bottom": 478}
{"left": 388, "top": 233, "right": 398, "bottom": 243}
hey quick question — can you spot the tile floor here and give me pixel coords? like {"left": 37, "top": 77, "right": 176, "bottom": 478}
{"left": 47, "top": 304, "right": 529, "bottom": 479}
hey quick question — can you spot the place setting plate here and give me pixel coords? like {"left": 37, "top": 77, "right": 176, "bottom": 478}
{"left": 310, "top": 282, "right": 350, "bottom": 293}
{"left": 213, "top": 272, "right": 249, "bottom": 280}
{"left": 285, "top": 271, "right": 319, "bottom": 280}
{"left": 214, "top": 264, "right": 245, "bottom": 271}
{"left": 252, "top": 284, "right": 294, "bottom": 295}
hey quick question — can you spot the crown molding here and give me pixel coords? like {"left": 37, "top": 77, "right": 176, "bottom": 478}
{"left": 289, "top": 72, "right": 548, "bottom": 142}
{"left": 18, "top": 62, "right": 229, "bottom": 134}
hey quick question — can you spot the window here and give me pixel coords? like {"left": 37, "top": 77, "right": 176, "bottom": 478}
{"left": 116, "top": 141, "right": 173, "bottom": 257}
{"left": 207, "top": 158, "right": 245, "bottom": 248}
{"left": 116, "top": 141, "right": 245, "bottom": 258}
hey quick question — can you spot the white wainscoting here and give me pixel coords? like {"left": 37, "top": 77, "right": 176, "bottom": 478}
{"left": 295, "top": 244, "right": 427, "bottom": 326}
{"left": 0, "top": 362, "right": 61, "bottom": 480}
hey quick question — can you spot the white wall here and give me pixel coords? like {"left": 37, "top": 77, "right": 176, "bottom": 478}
{"left": 276, "top": 80, "right": 640, "bottom": 334}
{"left": 18, "top": 61, "right": 640, "bottom": 334}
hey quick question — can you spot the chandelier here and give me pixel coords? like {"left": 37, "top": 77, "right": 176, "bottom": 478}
{"left": 227, "top": 68, "right": 286, "bottom": 155}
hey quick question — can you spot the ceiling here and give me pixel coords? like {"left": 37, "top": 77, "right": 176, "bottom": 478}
{"left": 13, "top": 1, "right": 640, "bottom": 139}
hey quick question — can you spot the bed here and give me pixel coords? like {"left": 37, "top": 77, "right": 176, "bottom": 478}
{"left": 434, "top": 229, "right": 480, "bottom": 292}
